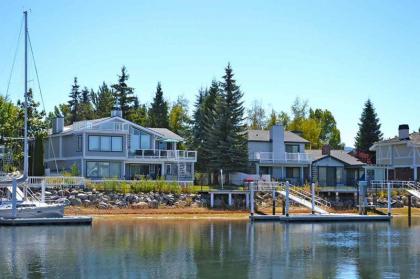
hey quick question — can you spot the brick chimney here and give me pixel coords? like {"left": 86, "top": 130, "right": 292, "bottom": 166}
{"left": 322, "top": 145, "right": 331, "bottom": 156}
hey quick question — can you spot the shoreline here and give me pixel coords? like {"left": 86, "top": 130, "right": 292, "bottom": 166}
{"left": 65, "top": 206, "right": 420, "bottom": 220}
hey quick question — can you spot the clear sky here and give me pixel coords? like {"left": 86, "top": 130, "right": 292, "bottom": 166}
{"left": 1, "top": 0, "right": 419, "bottom": 147}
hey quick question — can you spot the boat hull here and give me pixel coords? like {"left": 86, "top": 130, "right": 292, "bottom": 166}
{"left": 0, "top": 204, "right": 64, "bottom": 219}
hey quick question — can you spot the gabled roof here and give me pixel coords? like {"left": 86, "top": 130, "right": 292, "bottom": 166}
{"left": 148, "top": 128, "right": 184, "bottom": 142}
{"left": 306, "top": 149, "right": 365, "bottom": 166}
{"left": 370, "top": 132, "right": 420, "bottom": 149}
{"left": 247, "top": 130, "right": 309, "bottom": 143}
{"left": 49, "top": 116, "right": 184, "bottom": 142}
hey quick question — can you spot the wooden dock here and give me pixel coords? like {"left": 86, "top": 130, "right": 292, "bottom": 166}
{"left": 0, "top": 216, "right": 92, "bottom": 226}
{"left": 250, "top": 214, "right": 392, "bottom": 222}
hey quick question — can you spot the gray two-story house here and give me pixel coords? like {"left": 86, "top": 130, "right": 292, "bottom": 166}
{"left": 248, "top": 125, "right": 311, "bottom": 185}
{"left": 44, "top": 108, "right": 197, "bottom": 183}
{"left": 247, "top": 125, "right": 365, "bottom": 186}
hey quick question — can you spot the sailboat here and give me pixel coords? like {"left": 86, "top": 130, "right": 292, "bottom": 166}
{"left": 0, "top": 11, "right": 64, "bottom": 219}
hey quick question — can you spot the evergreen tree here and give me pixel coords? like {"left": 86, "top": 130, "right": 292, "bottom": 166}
{"left": 355, "top": 99, "right": 383, "bottom": 153}
{"left": 191, "top": 87, "right": 207, "bottom": 150}
{"left": 91, "top": 82, "right": 115, "bottom": 118}
{"left": 68, "top": 77, "right": 81, "bottom": 123}
{"left": 17, "top": 88, "right": 48, "bottom": 138}
{"left": 111, "top": 66, "right": 135, "bottom": 118}
{"left": 128, "top": 96, "right": 148, "bottom": 126}
{"left": 78, "top": 87, "right": 94, "bottom": 120}
{"left": 148, "top": 82, "right": 169, "bottom": 128}
{"left": 199, "top": 81, "right": 220, "bottom": 173}
{"left": 207, "top": 64, "right": 248, "bottom": 175}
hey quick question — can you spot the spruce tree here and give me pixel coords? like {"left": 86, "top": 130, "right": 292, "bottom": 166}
{"left": 355, "top": 99, "right": 383, "bottom": 153}
{"left": 111, "top": 66, "right": 135, "bottom": 118}
{"left": 148, "top": 82, "right": 169, "bottom": 128}
{"left": 78, "top": 87, "right": 94, "bottom": 120}
{"left": 208, "top": 64, "right": 248, "bottom": 174}
{"left": 128, "top": 96, "right": 148, "bottom": 126}
{"left": 68, "top": 77, "right": 81, "bottom": 123}
{"left": 92, "top": 82, "right": 115, "bottom": 118}
{"left": 199, "top": 81, "right": 220, "bottom": 172}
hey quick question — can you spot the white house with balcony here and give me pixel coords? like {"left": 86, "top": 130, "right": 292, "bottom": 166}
{"left": 247, "top": 125, "right": 311, "bottom": 185}
{"left": 44, "top": 107, "right": 197, "bottom": 183}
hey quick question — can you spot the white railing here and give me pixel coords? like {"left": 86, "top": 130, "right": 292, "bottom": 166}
{"left": 26, "top": 176, "right": 85, "bottom": 188}
{"left": 253, "top": 152, "right": 311, "bottom": 163}
{"left": 251, "top": 181, "right": 331, "bottom": 208}
{"left": 131, "top": 149, "right": 197, "bottom": 161}
{"left": 73, "top": 121, "right": 129, "bottom": 132}
{"left": 370, "top": 180, "right": 420, "bottom": 191}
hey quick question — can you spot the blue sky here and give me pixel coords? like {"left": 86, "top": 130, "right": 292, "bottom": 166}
{"left": 1, "top": 1, "right": 419, "bottom": 147}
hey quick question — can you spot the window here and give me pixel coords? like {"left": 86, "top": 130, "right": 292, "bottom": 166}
{"left": 165, "top": 164, "right": 172, "bottom": 175}
{"left": 286, "top": 144, "right": 300, "bottom": 153}
{"left": 76, "top": 135, "right": 82, "bottom": 152}
{"left": 286, "top": 167, "right": 300, "bottom": 178}
{"left": 88, "top": 136, "right": 100, "bottom": 151}
{"left": 86, "top": 161, "right": 121, "bottom": 178}
{"left": 88, "top": 136, "right": 123, "bottom": 152}
{"left": 101, "top": 136, "right": 112, "bottom": 151}
{"left": 112, "top": 137, "right": 123, "bottom": 152}
{"left": 140, "top": 133, "right": 151, "bottom": 149}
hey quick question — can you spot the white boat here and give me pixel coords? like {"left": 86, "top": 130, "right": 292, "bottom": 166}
{"left": 0, "top": 12, "right": 65, "bottom": 220}
{"left": 0, "top": 201, "right": 64, "bottom": 219}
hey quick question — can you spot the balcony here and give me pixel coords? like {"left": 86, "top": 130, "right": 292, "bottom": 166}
{"left": 73, "top": 121, "right": 129, "bottom": 132}
{"left": 129, "top": 149, "right": 197, "bottom": 161}
{"left": 252, "top": 152, "right": 311, "bottom": 164}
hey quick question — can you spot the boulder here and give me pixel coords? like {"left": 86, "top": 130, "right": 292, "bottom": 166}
{"left": 148, "top": 199, "right": 159, "bottom": 209}
{"left": 98, "top": 201, "right": 110, "bottom": 209}
{"left": 69, "top": 197, "right": 82, "bottom": 206}
{"left": 131, "top": 202, "right": 148, "bottom": 209}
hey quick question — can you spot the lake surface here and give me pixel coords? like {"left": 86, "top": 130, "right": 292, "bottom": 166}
{"left": 1, "top": 217, "right": 420, "bottom": 278}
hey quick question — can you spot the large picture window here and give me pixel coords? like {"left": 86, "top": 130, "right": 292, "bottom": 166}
{"left": 285, "top": 144, "right": 300, "bottom": 153}
{"left": 86, "top": 161, "right": 121, "bottom": 178}
{"left": 88, "top": 136, "right": 123, "bottom": 152}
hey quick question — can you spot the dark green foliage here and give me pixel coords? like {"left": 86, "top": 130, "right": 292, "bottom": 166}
{"left": 78, "top": 87, "right": 94, "bottom": 120}
{"left": 91, "top": 82, "right": 115, "bottom": 118}
{"left": 355, "top": 99, "right": 383, "bottom": 153}
{"left": 148, "top": 82, "right": 169, "bottom": 128}
{"left": 128, "top": 96, "right": 148, "bottom": 126}
{"left": 30, "top": 134, "right": 44, "bottom": 176}
{"left": 111, "top": 66, "right": 136, "bottom": 118}
{"left": 207, "top": 64, "right": 248, "bottom": 173}
{"left": 68, "top": 77, "right": 81, "bottom": 123}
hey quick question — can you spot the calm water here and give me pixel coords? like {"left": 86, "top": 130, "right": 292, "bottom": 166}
{"left": 1, "top": 217, "right": 420, "bottom": 279}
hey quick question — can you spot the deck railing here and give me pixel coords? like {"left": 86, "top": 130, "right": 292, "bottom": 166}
{"left": 252, "top": 152, "right": 311, "bottom": 163}
{"left": 131, "top": 149, "right": 197, "bottom": 161}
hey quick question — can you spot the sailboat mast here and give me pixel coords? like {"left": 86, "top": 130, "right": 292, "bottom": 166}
{"left": 23, "top": 11, "right": 29, "bottom": 178}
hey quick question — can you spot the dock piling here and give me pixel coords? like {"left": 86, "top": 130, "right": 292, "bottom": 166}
{"left": 387, "top": 182, "right": 391, "bottom": 216}
{"left": 272, "top": 190, "right": 276, "bottom": 215}
{"left": 408, "top": 194, "right": 412, "bottom": 227}
{"left": 285, "top": 181, "right": 290, "bottom": 217}
{"left": 311, "top": 183, "right": 315, "bottom": 215}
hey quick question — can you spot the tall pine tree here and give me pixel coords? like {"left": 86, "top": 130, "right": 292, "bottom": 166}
{"left": 78, "top": 87, "right": 94, "bottom": 120}
{"left": 111, "top": 66, "right": 135, "bottom": 118}
{"left": 68, "top": 77, "right": 81, "bottom": 123}
{"left": 207, "top": 64, "right": 248, "bottom": 175}
{"left": 92, "top": 82, "right": 115, "bottom": 118}
{"left": 148, "top": 82, "right": 169, "bottom": 128}
{"left": 355, "top": 99, "right": 383, "bottom": 153}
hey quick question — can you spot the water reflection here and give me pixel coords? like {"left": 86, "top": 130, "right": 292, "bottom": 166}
{"left": 0, "top": 217, "right": 419, "bottom": 278}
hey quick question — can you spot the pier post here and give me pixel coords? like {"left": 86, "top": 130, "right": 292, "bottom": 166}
{"left": 387, "top": 182, "right": 391, "bottom": 216}
{"left": 245, "top": 193, "right": 249, "bottom": 209}
{"left": 210, "top": 192, "right": 214, "bottom": 208}
{"left": 311, "top": 183, "right": 315, "bottom": 215}
{"left": 12, "top": 178, "right": 17, "bottom": 219}
{"left": 272, "top": 190, "right": 276, "bottom": 215}
{"left": 41, "top": 180, "right": 46, "bottom": 203}
{"left": 282, "top": 198, "right": 285, "bottom": 215}
{"left": 228, "top": 193, "right": 232, "bottom": 207}
{"left": 250, "top": 184, "right": 255, "bottom": 216}
{"left": 408, "top": 194, "right": 412, "bottom": 227}
{"left": 285, "top": 181, "right": 290, "bottom": 217}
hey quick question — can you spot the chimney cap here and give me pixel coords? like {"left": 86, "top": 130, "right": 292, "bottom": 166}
{"left": 399, "top": 124, "right": 409, "bottom": 130}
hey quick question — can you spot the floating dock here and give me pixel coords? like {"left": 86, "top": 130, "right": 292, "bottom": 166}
{"left": 250, "top": 214, "right": 392, "bottom": 222}
{"left": 0, "top": 216, "right": 92, "bottom": 226}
